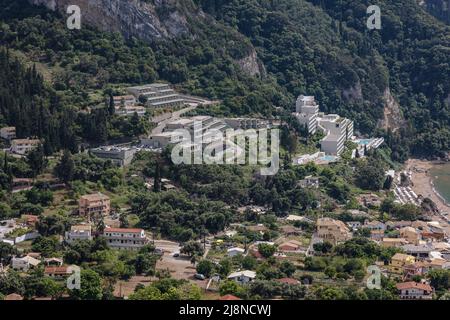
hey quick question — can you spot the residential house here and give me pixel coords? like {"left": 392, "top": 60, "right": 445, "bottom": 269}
{"left": 246, "top": 225, "right": 268, "bottom": 234}
{"left": 396, "top": 282, "right": 433, "bottom": 300}
{"left": 10, "top": 138, "right": 40, "bottom": 155}
{"left": 403, "top": 262, "right": 428, "bottom": 280}
{"left": 364, "top": 220, "right": 386, "bottom": 231}
{"left": 370, "top": 230, "right": 385, "bottom": 241}
{"left": 65, "top": 225, "right": 93, "bottom": 244}
{"left": 316, "top": 218, "right": 352, "bottom": 245}
{"left": 103, "top": 228, "right": 148, "bottom": 250}
{"left": 44, "top": 266, "right": 72, "bottom": 279}
{"left": 78, "top": 193, "right": 110, "bottom": 218}
{"left": 20, "top": 214, "right": 39, "bottom": 228}
{"left": 386, "top": 221, "right": 413, "bottom": 229}
{"left": 428, "top": 258, "right": 447, "bottom": 270}
{"left": 227, "top": 270, "right": 256, "bottom": 284}
{"left": 227, "top": 247, "right": 245, "bottom": 257}
{"left": 0, "top": 126, "right": 16, "bottom": 140}
{"left": 280, "top": 225, "right": 303, "bottom": 236}
{"left": 44, "top": 257, "right": 63, "bottom": 267}
{"left": 390, "top": 253, "right": 416, "bottom": 274}
{"left": 400, "top": 227, "right": 421, "bottom": 245}
{"left": 12, "top": 178, "right": 33, "bottom": 193}
{"left": 402, "top": 244, "right": 433, "bottom": 259}
{"left": 421, "top": 226, "right": 446, "bottom": 241}
{"left": 346, "top": 221, "right": 362, "bottom": 231}
{"left": 381, "top": 238, "right": 408, "bottom": 248}
{"left": 11, "top": 255, "right": 41, "bottom": 271}
{"left": 279, "top": 240, "right": 303, "bottom": 252}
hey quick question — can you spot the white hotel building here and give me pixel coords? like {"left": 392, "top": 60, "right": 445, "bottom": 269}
{"left": 293, "top": 95, "right": 354, "bottom": 156}
{"left": 103, "top": 228, "right": 148, "bottom": 250}
{"left": 318, "top": 114, "right": 354, "bottom": 156}
{"left": 293, "top": 95, "right": 319, "bottom": 134}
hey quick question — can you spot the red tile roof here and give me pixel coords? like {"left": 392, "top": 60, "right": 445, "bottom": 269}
{"left": 44, "top": 266, "right": 70, "bottom": 275}
{"left": 396, "top": 282, "right": 433, "bottom": 292}
{"left": 104, "top": 228, "right": 144, "bottom": 234}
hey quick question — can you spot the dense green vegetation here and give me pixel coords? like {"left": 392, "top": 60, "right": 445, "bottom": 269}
{"left": 0, "top": 0, "right": 449, "bottom": 301}
{"left": 1, "top": 0, "right": 449, "bottom": 158}
{"left": 199, "top": 0, "right": 450, "bottom": 159}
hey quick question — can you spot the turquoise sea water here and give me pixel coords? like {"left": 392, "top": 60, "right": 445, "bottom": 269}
{"left": 430, "top": 163, "right": 450, "bottom": 204}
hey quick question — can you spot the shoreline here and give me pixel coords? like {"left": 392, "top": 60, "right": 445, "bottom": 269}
{"left": 405, "top": 159, "right": 450, "bottom": 213}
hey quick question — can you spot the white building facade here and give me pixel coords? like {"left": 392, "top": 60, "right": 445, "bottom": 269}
{"left": 293, "top": 95, "right": 319, "bottom": 134}
{"left": 103, "top": 228, "right": 148, "bottom": 250}
{"left": 65, "top": 225, "right": 93, "bottom": 244}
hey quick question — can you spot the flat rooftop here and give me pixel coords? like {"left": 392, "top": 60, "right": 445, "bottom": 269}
{"left": 128, "top": 83, "right": 170, "bottom": 90}
{"left": 167, "top": 118, "right": 194, "bottom": 125}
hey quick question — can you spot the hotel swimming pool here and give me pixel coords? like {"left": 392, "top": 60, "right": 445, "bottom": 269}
{"left": 319, "top": 155, "right": 338, "bottom": 162}
{"left": 358, "top": 139, "right": 373, "bottom": 145}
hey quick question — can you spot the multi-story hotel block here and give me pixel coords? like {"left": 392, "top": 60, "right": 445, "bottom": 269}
{"left": 78, "top": 193, "right": 110, "bottom": 218}
{"left": 293, "top": 95, "right": 320, "bottom": 134}
{"left": 142, "top": 116, "right": 228, "bottom": 149}
{"left": 293, "top": 95, "right": 354, "bottom": 156}
{"left": 318, "top": 114, "right": 354, "bottom": 156}
{"left": 103, "top": 228, "right": 148, "bottom": 250}
{"left": 127, "top": 83, "right": 186, "bottom": 109}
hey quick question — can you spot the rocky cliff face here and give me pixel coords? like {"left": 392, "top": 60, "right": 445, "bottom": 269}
{"left": 29, "top": 0, "right": 194, "bottom": 40}
{"left": 378, "top": 88, "right": 405, "bottom": 133}
{"left": 28, "top": 0, "right": 263, "bottom": 76}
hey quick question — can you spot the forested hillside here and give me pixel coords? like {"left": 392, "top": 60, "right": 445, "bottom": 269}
{"left": 199, "top": 0, "right": 450, "bottom": 160}
{"left": 0, "top": 0, "right": 449, "bottom": 159}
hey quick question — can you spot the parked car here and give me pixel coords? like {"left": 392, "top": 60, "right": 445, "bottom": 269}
{"left": 173, "top": 252, "right": 180, "bottom": 258}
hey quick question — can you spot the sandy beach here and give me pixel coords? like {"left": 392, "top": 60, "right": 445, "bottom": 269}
{"left": 405, "top": 159, "right": 450, "bottom": 213}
